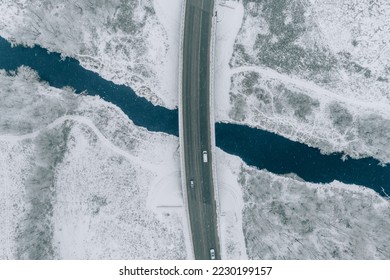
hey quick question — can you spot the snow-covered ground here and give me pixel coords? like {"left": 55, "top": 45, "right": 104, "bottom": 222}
{"left": 214, "top": 0, "right": 244, "bottom": 121}
{"left": 217, "top": 149, "right": 390, "bottom": 260}
{"left": 214, "top": 0, "right": 390, "bottom": 163}
{"left": 0, "top": 67, "right": 189, "bottom": 259}
{"left": 0, "top": 0, "right": 182, "bottom": 109}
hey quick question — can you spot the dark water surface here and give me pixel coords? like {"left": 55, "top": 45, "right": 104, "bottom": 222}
{"left": 1, "top": 37, "right": 389, "bottom": 196}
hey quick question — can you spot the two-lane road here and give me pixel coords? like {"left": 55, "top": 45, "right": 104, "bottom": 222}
{"left": 180, "top": 0, "right": 220, "bottom": 260}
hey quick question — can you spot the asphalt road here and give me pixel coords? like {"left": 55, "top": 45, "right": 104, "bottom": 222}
{"left": 181, "top": 0, "right": 220, "bottom": 260}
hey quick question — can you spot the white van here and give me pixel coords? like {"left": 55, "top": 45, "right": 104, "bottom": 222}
{"left": 202, "top": 151, "right": 208, "bottom": 163}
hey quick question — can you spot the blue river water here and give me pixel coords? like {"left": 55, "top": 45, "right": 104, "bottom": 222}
{"left": 0, "top": 36, "right": 389, "bottom": 197}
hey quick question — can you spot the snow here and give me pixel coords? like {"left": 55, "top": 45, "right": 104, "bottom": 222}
{"left": 229, "top": 65, "right": 390, "bottom": 118}
{"left": 0, "top": 67, "right": 189, "bottom": 259}
{"left": 309, "top": 0, "right": 390, "bottom": 75}
{"left": 53, "top": 124, "right": 186, "bottom": 259}
{"left": 153, "top": 0, "right": 183, "bottom": 108}
{"left": 214, "top": 0, "right": 244, "bottom": 121}
{"left": 147, "top": 171, "right": 183, "bottom": 208}
{"left": 0, "top": 141, "right": 32, "bottom": 259}
{"left": 216, "top": 148, "right": 247, "bottom": 259}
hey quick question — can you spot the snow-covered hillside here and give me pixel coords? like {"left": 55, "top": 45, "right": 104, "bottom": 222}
{"left": 0, "top": 0, "right": 182, "bottom": 109}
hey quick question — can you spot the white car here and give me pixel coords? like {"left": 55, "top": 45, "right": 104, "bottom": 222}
{"left": 210, "top": 248, "right": 215, "bottom": 260}
{"left": 190, "top": 179, "right": 194, "bottom": 189}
